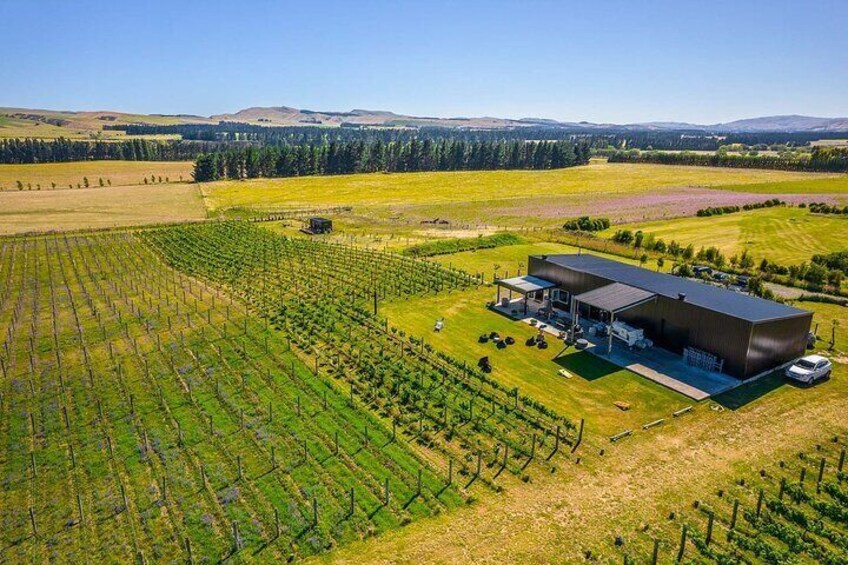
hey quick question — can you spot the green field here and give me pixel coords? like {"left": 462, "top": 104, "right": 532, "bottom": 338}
{"left": 201, "top": 162, "right": 838, "bottom": 224}
{"left": 713, "top": 175, "right": 848, "bottom": 194}
{"left": 382, "top": 287, "right": 687, "bottom": 437}
{"left": 602, "top": 206, "right": 848, "bottom": 266}
{"left": 1, "top": 161, "right": 843, "bottom": 236}
{"left": 1, "top": 161, "right": 848, "bottom": 563}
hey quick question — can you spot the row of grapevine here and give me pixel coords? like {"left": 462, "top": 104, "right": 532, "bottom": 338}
{"left": 618, "top": 436, "right": 848, "bottom": 564}
{"left": 141, "top": 222, "right": 578, "bottom": 482}
{"left": 0, "top": 232, "right": 464, "bottom": 563}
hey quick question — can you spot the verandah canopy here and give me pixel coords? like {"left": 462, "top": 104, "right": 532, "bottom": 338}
{"left": 574, "top": 282, "right": 656, "bottom": 314}
{"left": 495, "top": 275, "right": 557, "bottom": 294}
{"left": 572, "top": 282, "right": 657, "bottom": 355}
{"left": 494, "top": 275, "right": 558, "bottom": 316}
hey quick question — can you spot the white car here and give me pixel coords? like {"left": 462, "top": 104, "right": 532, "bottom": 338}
{"left": 785, "top": 355, "right": 832, "bottom": 385}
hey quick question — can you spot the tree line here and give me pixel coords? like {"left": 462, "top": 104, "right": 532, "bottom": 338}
{"left": 109, "top": 123, "right": 848, "bottom": 151}
{"left": 607, "top": 147, "right": 848, "bottom": 173}
{"left": 192, "top": 139, "right": 590, "bottom": 182}
{"left": 0, "top": 137, "right": 226, "bottom": 164}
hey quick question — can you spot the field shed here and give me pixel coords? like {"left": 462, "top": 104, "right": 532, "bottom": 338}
{"left": 526, "top": 254, "right": 812, "bottom": 379}
{"left": 307, "top": 217, "right": 333, "bottom": 234}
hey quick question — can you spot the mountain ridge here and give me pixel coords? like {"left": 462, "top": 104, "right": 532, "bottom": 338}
{"left": 3, "top": 105, "right": 848, "bottom": 134}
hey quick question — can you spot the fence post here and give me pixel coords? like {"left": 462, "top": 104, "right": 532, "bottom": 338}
{"left": 571, "top": 418, "right": 584, "bottom": 453}
{"left": 729, "top": 499, "right": 739, "bottom": 536}
{"left": 676, "top": 524, "right": 687, "bottom": 562}
{"left": 29, "top": 507, "right": 37, "bottom": 537}
{"left": 274, "top": 508, "right": 280, "bottom": 539}
{"left": 705, "top": 511, "right": 714, "bottom": 545}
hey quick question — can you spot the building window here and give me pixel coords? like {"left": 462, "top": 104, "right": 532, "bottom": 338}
{"left": 552, "top": 288, "right": 569, "bottom": 308}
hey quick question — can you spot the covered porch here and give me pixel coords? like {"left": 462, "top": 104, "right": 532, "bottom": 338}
{"left": 570, "top": 282, "right": 658, "bottom": 356}
{"left": 493, "top": 275, "right": 559, "bottom": 318}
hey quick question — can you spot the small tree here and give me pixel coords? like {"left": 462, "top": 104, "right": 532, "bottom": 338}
{"left": 16, "top": 180, "right": 23, "bottom": 190}
{"left": 656, "top": 257, "right": 665, "bottom": 272}
{"left": 51, "top": 182, "right": 56, "bottom": 189}
{"left": 639, "top": 254, "right": 649, "bottom": 267}
{"left": 98, "top": 177, "right": 104, "bottom": 187}
{"left": 83, "top": 177, "right": 90, "bottom": 188}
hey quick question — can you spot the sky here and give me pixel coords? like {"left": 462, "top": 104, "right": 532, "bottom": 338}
{"left": 1, "top": 0, "right": 846, "bottom": 124}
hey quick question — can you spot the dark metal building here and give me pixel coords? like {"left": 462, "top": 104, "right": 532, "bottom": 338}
{"left": 528, "top": 254, "right": 812, "bottom": 378}
{"left": 307, "top": 217, "right": 333, "bottom": 234}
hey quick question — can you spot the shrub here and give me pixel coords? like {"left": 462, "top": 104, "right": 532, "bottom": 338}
{"left": 563, "top": 216, "right": 610, "bottom": 232}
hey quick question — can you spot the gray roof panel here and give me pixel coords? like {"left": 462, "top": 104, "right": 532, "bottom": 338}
{"left": 575, "top": 282, "right": 657, "bottom": 313}
{"left": 536, "top": 254, "right": 810, "bottom": 323}
{"left": 496, "top": 275, "right": 558, "bottom": 294}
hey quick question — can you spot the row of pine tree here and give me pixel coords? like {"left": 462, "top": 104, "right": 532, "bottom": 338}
{"left": 193, "top": 139, "right": 590, "bottom": 181}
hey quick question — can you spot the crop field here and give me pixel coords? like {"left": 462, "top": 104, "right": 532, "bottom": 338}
{"left": 625, "top": 436, "right": 848, "bottom": 564}
{"left": 1, "top": 160, "right": 847, "bottom": 563}
{"left": 0, "top": 183, "right": 207, "bottom": 235}
{"left": 143, "top": 222, "right": 578, "bottom": 472}
{"left": 201, "top": 162, "right": 839, "bottom": 227}
{"left": 0, "top": 161, "right": 195, "bottom": 192}
{"left": 0, "top": 223, "right": 582, "bottom": 563}
{"left": 713, "top": 175, "right": 848, "bottom": 195}
{"left": 602, "top": 206, "right": 848, "bottom": 266}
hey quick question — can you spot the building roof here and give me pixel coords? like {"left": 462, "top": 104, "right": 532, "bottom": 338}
{"left": 496, "top": 275, "right": 558, "bottom": 294}
{"left": 535, "top": 254, "right": 810, "bottom": 323}
{"left": 574, "top": 282, "right": 657, "bottom": 313}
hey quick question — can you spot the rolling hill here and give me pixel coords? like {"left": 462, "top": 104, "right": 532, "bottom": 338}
{"left": 2, "top": 105, "right": 848, "bottom": 139}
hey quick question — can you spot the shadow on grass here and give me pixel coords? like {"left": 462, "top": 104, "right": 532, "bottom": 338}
{"left": 553, "top": 351, "right": 620, "bottom": 381}
{"left": 712, "top": 372, "right": 787, "bottom": 410}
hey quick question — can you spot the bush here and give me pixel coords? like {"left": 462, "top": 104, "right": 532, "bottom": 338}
{"left": 403, "top": 233, "right": 525, "bottom": 257}
{"left": 563, "top": 216, "right": 610, "bottom": 232}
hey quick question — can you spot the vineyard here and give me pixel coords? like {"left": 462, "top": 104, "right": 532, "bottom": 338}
{"left": 0, "top": 223, "right": 577, "bottom": 563}
{"left": 625, "top": 436, "right": 848, "bottom": 564}
{"left": 142, "top": 222, "right": 578, "bottom": 482}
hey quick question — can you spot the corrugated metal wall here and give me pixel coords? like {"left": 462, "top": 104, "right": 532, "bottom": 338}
{"left": 747, "top": 315, "right": 812, "bottom": 376}
{"left": 528, "top": 256, "right": 810, "bottom": 378}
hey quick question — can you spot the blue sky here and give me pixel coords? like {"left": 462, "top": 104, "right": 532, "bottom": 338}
{"left": 1, "top": 0, "right": 846, "bottom": 123}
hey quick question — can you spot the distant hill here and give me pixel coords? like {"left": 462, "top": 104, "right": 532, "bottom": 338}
{"left": 708, "top": 115, "right": 848, "bottom": 133}
{"left": 2, "top": 105, "right": 848, "bottom": 139}
{"left": 209, "top": 106, "right": 530, "bottom": 129}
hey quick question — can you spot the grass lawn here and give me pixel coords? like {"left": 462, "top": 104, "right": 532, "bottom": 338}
{"left": 0, "top": 182, "right": 207, "bottom": 234}
{"left": 0, "top": 160, "right": 195, "bottom": 191}
{"left": 382, "top": 287, "right": 690, "bottom": 437}
{"left": 201, "top": 162, "right": 832, "bottom": 217}
{"left": 601, "top": 206, "right": 848, "bottom": 265}
{"left": 428, "top": 241, "right": 670, "bottom": 278}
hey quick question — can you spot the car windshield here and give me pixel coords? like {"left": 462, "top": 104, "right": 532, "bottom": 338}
{"left": 796, "top": 359, "right": 817, "bottom": 369}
